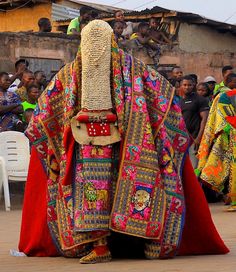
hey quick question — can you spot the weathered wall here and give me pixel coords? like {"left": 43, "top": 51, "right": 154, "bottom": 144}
{"left": 159, "top": 49, "right": 236, "bottom": 82}
{"left": 131, "top": 22, "right": 236, "bottom": 82}
{"left": 158, "top": 22, "right": 236, "bottom": 82}
{"left": 1, "top": 28, "right": 236, "bottom": 83}
{"left": 0, "top": 3, "right": 52, "bottom": 32}
{"left": 0, "top": 32, "right": 79, "bottom": 75}
{"left": 128, "top": 44, "right": 236, "bottom": 83}
{"left": 178, "top": 23, "right": 236, "bottom": 53}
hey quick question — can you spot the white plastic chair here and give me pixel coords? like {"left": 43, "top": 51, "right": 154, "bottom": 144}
{"left": 0, "top": 131, "right": 30, "bottom": 211}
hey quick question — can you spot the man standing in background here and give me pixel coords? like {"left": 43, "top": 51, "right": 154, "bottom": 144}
{"left": 214, "top": 65, "right": 233, "bottom": 95}
{"left": 180, "top": 75, "right": 209, "bottom": 169}
{"left": 38, "top": 18, "right": 52, "bottom": 33}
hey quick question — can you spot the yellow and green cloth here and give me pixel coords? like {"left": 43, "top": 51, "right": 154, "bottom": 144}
{"left": 197, "top": 90, "right": 236, "bottom": 208}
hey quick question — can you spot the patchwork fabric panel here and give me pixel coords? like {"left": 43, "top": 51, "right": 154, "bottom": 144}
{"left": 73, "top": 144, "right": 119, "bottom": 231}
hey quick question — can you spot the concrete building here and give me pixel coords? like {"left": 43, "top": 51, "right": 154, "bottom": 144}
{"left": 114, "top": 6, "right": 236, "bottom": 81}
{"left": 0, "top": 0, "right": 125, "bottom": 32}
{"left": 1, "top": 3, "right": 236, "bottom": 82}
{"left": 0, "top": 32, "right": 79, "bottom": 79}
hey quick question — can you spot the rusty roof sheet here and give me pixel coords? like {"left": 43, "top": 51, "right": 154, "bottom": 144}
{"left": 123, "top": 6, "right": 236, "bottom": 35}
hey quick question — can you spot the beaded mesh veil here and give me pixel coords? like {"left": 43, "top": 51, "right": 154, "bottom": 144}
{"left": 81, "top": 20, "right": 113, "bottom": 110}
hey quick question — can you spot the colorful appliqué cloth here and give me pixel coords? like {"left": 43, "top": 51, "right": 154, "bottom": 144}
{"left": 24, "top": 39, "right": 198, "bottom": 258}
{"left": 197, "top": 90, "right": 236, "bottom": 205}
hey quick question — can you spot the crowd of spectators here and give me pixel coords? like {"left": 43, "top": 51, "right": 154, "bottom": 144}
{"left": 66, "top": 7, "right": 176, "bottom": 65}
{"left": 168, "top": 65, "right": 236, "bottom": 172}
{"left": 0, "top": 7, "right": 182, "bottom": 135}
{"left": 166, "top": 65, "right": 236, "bottom": 202}
{"left": 0, "top": 59, "right": 46, "bottom": 132}
{"left": 2, "top": 9, "right": 236, "bottom": 163}
{"left": 1, "top": 8, "right": 236, "bottom": 206}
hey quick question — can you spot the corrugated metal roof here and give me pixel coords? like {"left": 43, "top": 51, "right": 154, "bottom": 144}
{"left": 122, "top": 6, "right": 236, "bottom": 35}
{"left": 67, "top": 0, "right": 129, "bottom": 13}
{"left": 52, "top": 3, "right": 80, "bottom": 21}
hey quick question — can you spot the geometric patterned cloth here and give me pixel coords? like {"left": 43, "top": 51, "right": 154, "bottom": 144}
{"left": 25, "top": 36, "right": 190, "bottom": 258}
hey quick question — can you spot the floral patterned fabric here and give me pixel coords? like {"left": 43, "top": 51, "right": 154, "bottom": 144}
{"left": 197, "top": 90, "right": 236, "bottom": 205}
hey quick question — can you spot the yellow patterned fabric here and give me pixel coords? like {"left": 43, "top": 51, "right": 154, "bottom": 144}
{"left": 15, "top": 86, "right": 27, "bottom": 102}
{"left": 197, "top": 90, "right": 236, "bottom": 206}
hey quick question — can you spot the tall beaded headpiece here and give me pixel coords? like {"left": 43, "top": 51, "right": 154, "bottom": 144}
{"left": 80, "top": 20, "right": 113, "bottom": 110}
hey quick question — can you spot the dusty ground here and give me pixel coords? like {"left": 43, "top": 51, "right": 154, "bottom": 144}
{"left": 0, "top": 188, "right": 235, "bottom": 272}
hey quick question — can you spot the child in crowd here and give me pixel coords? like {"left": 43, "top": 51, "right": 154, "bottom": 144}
{"left": 21, "top": 84, "right": 40, "bottom": 112}
{"left": 21, "top": 84, "right": 40, "bottom": 128}
{"left": 16, "top": 70, "right": 35, "bottom": 102}
{"left": 149, "top": 17, "right": 173, "bottom": 45}
{"left": 149, "top": 17, "right": 159, "bottom": 29}
{"left": 113, "top": 21, "right": 125, "bottom": 43}
{"left": 130, "top": 22, "right": 152, "bottom": 44}
{"left": 0, "top": 72, "right": 24, "bottom": 132}
{"left": 197, "top": 82, "right": 214, "bottom": 106}
{"left": 34, "top": 70, "right": 47, "bottom": 93}
{"left": 23, "top": 108, "right": 34, "bottom": 125}
{"left": 197, "top": 83, "right": 210, "bottom": 97}
{"left": 114, "top": 10, "right": 133, "bottom": 39}
{"left": 130, "top": 22, "right": 160, "bottom": 64}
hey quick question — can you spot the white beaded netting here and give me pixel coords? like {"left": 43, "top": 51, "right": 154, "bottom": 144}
{"left": 81, "top": 20, "right": 113, "bottom": 110}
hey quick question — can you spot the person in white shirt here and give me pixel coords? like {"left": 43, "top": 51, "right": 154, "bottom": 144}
{"left": 8, "top": 59, "right": 29, "bottom": 93}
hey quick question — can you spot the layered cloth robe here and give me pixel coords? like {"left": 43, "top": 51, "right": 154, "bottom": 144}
{"left": 19, "top": 40, "right": 229, "bottom": 258}
{"left": 197, "top": 90, "right": 236, "bottom": 205}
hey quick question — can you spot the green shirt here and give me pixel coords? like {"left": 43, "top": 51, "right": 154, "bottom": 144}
{"left": 213, "top": 81, "right": 224, "bottom": 95}
{"left": 21, "top": 101, "right": 37, "bottom": 111}
{"left": 67, "top": 17, "right": 80, "bottom": 35}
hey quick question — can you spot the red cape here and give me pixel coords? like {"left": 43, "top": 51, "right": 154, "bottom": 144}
{"left": 18, "top": 147, "right": 229, "bottom": 257}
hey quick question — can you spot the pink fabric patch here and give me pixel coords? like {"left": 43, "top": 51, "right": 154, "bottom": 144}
{"left": 111, "top": 213, "right": 128, "bottom": 231}
{"left": 125, "top": 144, "right": 141, "bottom": 162}
{"left": 133, "top": 76, "right": 143, "bottom": 92}
{"left": 132, "top": 95, "right": 148, "bottom": 113}
{"left": 129, "top": 204, "right": 151, "bottom": 221}
{"left": 121, "top": 165, "right": 137, "bottom": 181}
{"left": 146, "top": 221, "right": 161, "bottom": 237}
{"left": 81, "top": 145, "right": 112, "bottom": 158}
{"left": 169, "top": 197, "right": 184, "bottom": 214}
{"left": 173, "top": 133, "right": 189, "bottom": 152}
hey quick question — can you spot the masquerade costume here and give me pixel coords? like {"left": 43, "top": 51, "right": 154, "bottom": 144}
{"left": 19, "top": 20, "right": 228, "bottom": 262}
